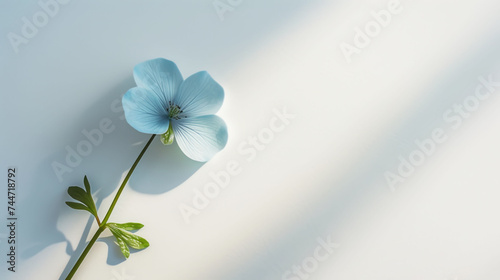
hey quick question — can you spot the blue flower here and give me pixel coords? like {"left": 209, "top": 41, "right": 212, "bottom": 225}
{"left": 123, "top": 58, "right": 228, "bottom": 162}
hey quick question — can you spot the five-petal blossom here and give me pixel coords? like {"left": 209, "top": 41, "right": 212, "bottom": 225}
{"left": 123, "top": 58, "right": 228, "bottom": 162}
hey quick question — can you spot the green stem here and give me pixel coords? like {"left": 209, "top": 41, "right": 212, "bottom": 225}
{"left": 65, "top": 134, "right": 156, "bottom": 280}
{"left": 102, "top": 134, "right": 156, "bottom": 224}
{"left": 65, "top": 226, "right": 105, "bottom": 280}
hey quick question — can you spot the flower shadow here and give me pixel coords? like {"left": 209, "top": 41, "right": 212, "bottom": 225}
{"left": 14, "top": 75, "right": 204, "bottom": 279}
{"left": 127, "top": 140, "right": 204, "bottom": 194}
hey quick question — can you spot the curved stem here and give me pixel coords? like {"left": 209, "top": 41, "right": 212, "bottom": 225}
{"left": 102, "top": 134, "right": 156, "bottom": 224}
{"left": 65, "top": 134, "right": 156, "bottom": 280}
{"left": 65, "top": 226, "right": 105, "bottom": 279}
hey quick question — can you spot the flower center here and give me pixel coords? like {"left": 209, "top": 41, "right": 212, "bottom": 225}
{"left": 166, "top": 101, "right": 184, "bottom": 120}
{"left": 166, "top": 101, "right": 187, "bottom": 120}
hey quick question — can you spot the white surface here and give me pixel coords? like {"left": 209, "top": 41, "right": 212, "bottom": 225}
{"left": 2, "top": 0, "right": 500, "bottom": 279}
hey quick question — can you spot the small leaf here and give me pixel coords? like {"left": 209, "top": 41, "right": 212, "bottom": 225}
{"left": 107, "top": 222, "right": 144, "bottom": 231}
{"left": 82, "top": 176, "right": 99, "bottom": 219}
{"left": 65, "top": 201, "right": 91, "bottom": 212}
{"left": 114, "top": 237, "right": 130, "bottom": 258}
{"left": 67, "top": 186, "right": 86, "bottom": 201}
{"left": 67, "top": 186, "right": 93, "bottom": 207}
{"left": 66, "top": 177, "right": 99, "bottom": 221}
{"left": 107, "top": 223, "right": 150, "bottom": 252}
{"left": 108, "top": 227, "right": 150, "bottom": 250}
{"left": 83, "top": 175, "right": 91, "bottom": 194}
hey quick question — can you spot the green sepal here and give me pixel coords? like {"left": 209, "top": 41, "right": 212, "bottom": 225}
{"left": 65, "top": 176, "right": 99, "bottom": 221}
{"left": 160, "top": 123, "right": 175, "bottom": 145}
{"left": 107, "top": 223, "right": 149, "bottom": 259}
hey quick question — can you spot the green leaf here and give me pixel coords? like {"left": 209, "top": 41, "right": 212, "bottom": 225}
{"left": 108, "top": 226, "right": 150, "bottom": 250}
{"left": 83, "top": 175, "right": 91, "bottom": 194}
{"left": 66, "top": 176, "right": 99, "bottom": 221}
{"left": 107, "top": 222, "right": 144, "bottom": 231}
{"left": 82, "top": 176, "right": 99, "bottom": 219}
{"left": 114, "top": 237, "right": 130, "bottom": 259}
{"left": 67, "top": 186, "right": 92, "bottom": 206}
{"left": 65, "top": 201, "right": 91, "bottom": 212}
{"left": 107, "top": 223, "right": 150, "bottom": 258}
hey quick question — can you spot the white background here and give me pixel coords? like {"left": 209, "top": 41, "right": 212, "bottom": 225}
{"left": 2, "top": 0, "right": 500, "bottom": 279}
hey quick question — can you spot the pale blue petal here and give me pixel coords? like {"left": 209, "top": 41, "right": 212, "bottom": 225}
{"left": 133, "top": 58, "right": 183, "bottom": 103}
{"left": 174, "top": 71, "right": 224, "bottom": 117}
{"left": 123, "top": 87, "right": 170, "bottom": 134}
{"left": 172, "top": 115, "right": 228, "bottom": 162}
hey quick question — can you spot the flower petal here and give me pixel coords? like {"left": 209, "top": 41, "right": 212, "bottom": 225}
{"left": 174, "top": 71, "right": 224, "bottom": 117}
{"left": 172, "top": 115, "right": 228, "bottom": 162}
{"left": 133, "top": 58, "right": 183, "bottom": 102}
{"left": 123, "top": 87, "right": 170, "bottom": 134}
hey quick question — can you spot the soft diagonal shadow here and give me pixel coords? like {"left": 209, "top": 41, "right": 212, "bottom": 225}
{"left": 22, "top": 75, "right": 130, "bottom": 261}
{"left": 16, "top": 0, "right": 332, "bottom": 277}
{"left": 13, "top": 75, "right": 203, "bottom": 279}
{"left": 217, "top": 27, "right": 500, "bottom": 280}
